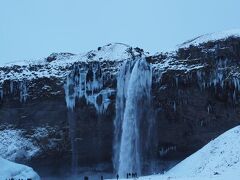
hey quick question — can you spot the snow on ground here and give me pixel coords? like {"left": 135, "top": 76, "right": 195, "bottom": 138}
{"left": 165, "top": 126, "right": 240, "bottom": 177}
{"left": 0, "top": 129, "right": 40, "bottom": 161}
{"left": 115, "top": 126, "right": 240, "bottom": 180}
{"left": 179, "top": 29, "right": 240, "bottom": 48}
{"left": 0, "top": 157, "right": 40, "bottom": 180}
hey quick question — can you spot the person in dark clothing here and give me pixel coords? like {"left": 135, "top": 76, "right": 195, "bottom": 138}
{"left": 84, "top": 176, "right": 89, "bottom": 180}
{"left": 134, "top": 172, "right": 137, "bottom": 178}
{"left": 101, "top": 175, "right": 104, "bottom": 180}
{"left": 116, "top": 174, "right": 119, "bottom": 180}
{"left": 132, "top": 172, "right": 135, "bottom": 177}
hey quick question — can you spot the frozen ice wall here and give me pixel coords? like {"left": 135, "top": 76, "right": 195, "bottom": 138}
{"left": 114, "top": 57, "right": 152, "bottom": 177}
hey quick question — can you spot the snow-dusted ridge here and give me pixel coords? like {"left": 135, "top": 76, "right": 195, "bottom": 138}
{"left": 1, "top": 43, "right": 138, "bottom": 67}
{"left": 179, "top": 29, "right": 240, "bottom": 49}
{"left": 0, "top": 43, "right": 142, "bottom": 84}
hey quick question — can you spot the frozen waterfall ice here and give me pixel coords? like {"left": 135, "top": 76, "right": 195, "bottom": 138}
{"left": 113, "top": 59, "right": 134, "bottom": 172}
{"left": 64, "top": 63, "right": 114, "bottom": 174}
{"left": 113, "top": 57, "right": 152, "bottom": 177}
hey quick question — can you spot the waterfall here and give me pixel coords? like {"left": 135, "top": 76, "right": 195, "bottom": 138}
{"left": 113, "top": 60, "right": 134, "bottom": 171}
{"left": 114, "top": 57, "right": 152, "bottom": 177}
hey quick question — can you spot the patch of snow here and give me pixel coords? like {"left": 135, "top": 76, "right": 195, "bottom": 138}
{"left": 151, "top": 57, "right": 204, "bottom": 73}
{"left": 179, "top": 29, "right": 240, "bottom": 48}
{"left": 0, "top": 129, "right": 40, "bottom": 161}
{"left": 0, "top": 157, "right": 40, "bottom": 180}
{"left": 83, "top": 43, "right": 137, "bottom": 61}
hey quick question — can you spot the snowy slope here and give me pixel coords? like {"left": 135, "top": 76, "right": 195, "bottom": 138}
{"left": 179, "top": 29, "right": 240, "bottom": 48}
{"left": 129, "top": 126, "right": 240, "bottom": 180}
{"left": 165, "top": 126, "right": 240, "bottom": 177}
{"left": 0, "top": 157, "right": 40, "bottom": 180}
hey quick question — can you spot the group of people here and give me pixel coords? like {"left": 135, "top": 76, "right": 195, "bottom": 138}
{"left": 115, "top": 172, "right": 138, "bottom": 179}
{"left": 83, "top": 172, "right": 138, "bottom": 180}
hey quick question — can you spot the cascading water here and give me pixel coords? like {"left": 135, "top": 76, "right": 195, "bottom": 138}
{"left": 113, "top": 57, "right": 152, "bottom": 177}
{"left": 113, "top": 59, "right": 134, "bottom": 171}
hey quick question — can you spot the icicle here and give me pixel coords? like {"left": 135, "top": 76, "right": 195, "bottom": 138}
{"left": 175, "top": 76, "right": 179, "bottom": 87}
{"left": 159, "top": 146, "right": 176, "bottom": 157}
{"left": 64, "top": 64, "right": 106, "bottom": 113}
{"left": 64, "top": 75, "right": 76, "bottom": 111}
{"left": 173, "top": 101, "right": 176, "bottom": 112}
{"left": 19, "top": 80, "right": 28, "bottom": 103}
{"left": 207, "top": 104, "right": 211, "bottom": 114}
{"left": 233, "top": 90, "right": 237, "bottom": 102}
{"left": 10, "top": 81, "right": 14, "bottom": 94}
{"left": 0, "top": 85, "right": 3, "bottom": 100}
{"left": 233, "top": 77, "right": 240, "bottom": 92}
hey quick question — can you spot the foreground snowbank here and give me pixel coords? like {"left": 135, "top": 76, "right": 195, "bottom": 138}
{"left": 131, "top": 126, "right": 240, "bottom": 180}
{"left": 0, "top": 157, "right": 40, "bottom": 180}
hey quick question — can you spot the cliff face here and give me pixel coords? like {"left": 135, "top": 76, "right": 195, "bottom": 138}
{"left": 0, "top": 33, "right": 240, "bottom": 174}
{"left": 151, "top": 36, "right": 240, "bottom": 161}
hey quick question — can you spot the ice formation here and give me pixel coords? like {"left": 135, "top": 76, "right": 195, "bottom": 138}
{"left": 113, "top": 59, "right": 134, "bottom": 172}
{"left": 64, "top": 63, "right": 115, "bottom": 174}
{"left": 114, "top": 57, "right": 152, "bottom": 177}
{"left": 19, "top": 80, "right": 28, "bottom": 103}
{"left": 0, "top": 84, "right": 3, "bottom": 100}
{"left": 64, "top": 63, "right": 113, "bottom": 113}
{"left": 194, "top": 58, "right": 240, "bottom": 102}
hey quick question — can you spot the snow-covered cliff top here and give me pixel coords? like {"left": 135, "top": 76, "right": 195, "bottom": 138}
{"left": 0, "top": 43, "right": 142, "bottom": 84}
{"left": 1, "top": 43, "right": 139, "bottom": 68}
{"left": 179, "top": 29, "right": 240, "bottom": 48}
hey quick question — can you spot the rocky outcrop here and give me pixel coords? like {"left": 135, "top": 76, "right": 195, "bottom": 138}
{"left": 0, "top": 32, "right": 240, "bottom": 175}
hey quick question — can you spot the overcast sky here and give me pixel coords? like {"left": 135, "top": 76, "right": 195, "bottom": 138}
{"left": 1, "top": 0, "right": 240, "bottom": 63}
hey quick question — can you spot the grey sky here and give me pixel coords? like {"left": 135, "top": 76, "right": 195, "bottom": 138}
{"left": 1, "top": 0, "right": 240, "bottom": 63}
